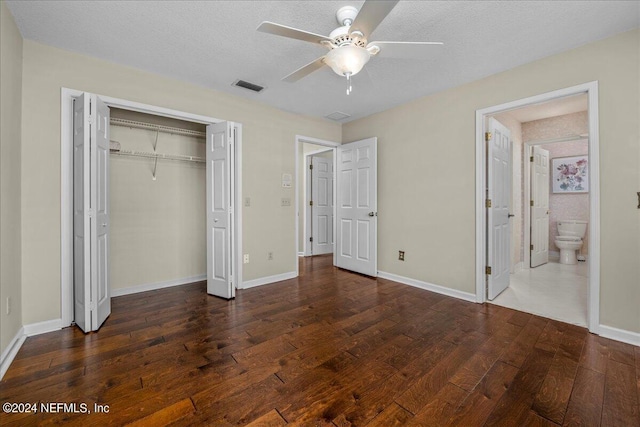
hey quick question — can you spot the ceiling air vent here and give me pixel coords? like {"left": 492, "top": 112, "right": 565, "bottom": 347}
{"left": 325, "top": 111, "right": 351, "bottom": 121}
{"left": 232, "top": 79, "right": 265, "bottom": 93}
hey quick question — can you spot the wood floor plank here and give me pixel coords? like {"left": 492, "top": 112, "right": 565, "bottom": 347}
{"left": 563, "top": 366, "right": 605, "bottom": 427}
{"left": 601, "top": 359, "right": 640, "bottom": 427}
{"left": 1, "top": 255, "right": 636, "bottom": 426}
{"left": 446, "top": 361, "right": 519, "bottom": 426}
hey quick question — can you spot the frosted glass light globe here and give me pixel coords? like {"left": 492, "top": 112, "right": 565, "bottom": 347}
{"left": 324, "top": 45, "right": 371, "bottom": 77}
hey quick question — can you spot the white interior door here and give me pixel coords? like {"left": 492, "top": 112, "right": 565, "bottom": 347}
{"left": 311, "top": 154, "right": 334, "bottom": 255}
{"left": 93, "top": 96, "right": 111, "bottom": 329}
{"left": 487, "top": 118, "right": 511, "bottom": 300}
{"left": 531, "top": 145, "right": 550, "bottom": 267}
{"left": 73, "top": 94, "right": 91, "bottom": 332}
{"left": 73, "top": 93, "right": 111, "bottom": 332}
{"left": 336, "top": 137, "right": 377, "bottom": 276}
{"left": 206, "top": 122, "right": 234, "bottom": 299}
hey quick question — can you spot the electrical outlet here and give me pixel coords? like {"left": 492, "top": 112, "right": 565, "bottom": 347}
{"left": 243, "top": 254, "right": 250, "bottom": 264}
{"left": 281, "top": 198, "right": 291, "bottom": 207}
{"left": 244, "top": 197, "right": 251, "bottom": 207}
{"left": 6, "top": 297, "right": 11, "bottom": 315}
{"left": 398, "top": 251, "right": 405, "bottom": 261}
{"left": 268, "top": 252, "right": 273, "bottom": 261}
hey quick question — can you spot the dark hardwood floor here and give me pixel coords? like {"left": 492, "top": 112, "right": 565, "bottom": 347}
{"left": 1, "top": 255, "right": 639, "bottom": 426}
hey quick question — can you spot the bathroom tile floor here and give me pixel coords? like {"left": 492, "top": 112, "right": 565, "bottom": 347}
{"left": 491, "top": 260, "right": 588, "bottom": 326}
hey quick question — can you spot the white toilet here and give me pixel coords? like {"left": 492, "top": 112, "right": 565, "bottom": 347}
{"left": 554, "top": 219, "right": 588, "bottom": 265}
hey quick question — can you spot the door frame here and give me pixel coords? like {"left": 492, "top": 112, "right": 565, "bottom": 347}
{"left": 294, "top": 135, "right": 340, "bottom": 276}
{"left": 61, "top": 87, "right": 243, "bottom": 326}
{"left": 304, "top": 147, "right": 334, "bottom": 257}
{"left": 475, "top": 81, "right": 600, "bottom": 333}
{"left": 523, "top": 136, "right": 588, "bottom": 268}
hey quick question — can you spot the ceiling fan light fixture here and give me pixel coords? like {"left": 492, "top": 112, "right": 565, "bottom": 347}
{"left": 324, "top": 45, "right": 371, "bottom": 77}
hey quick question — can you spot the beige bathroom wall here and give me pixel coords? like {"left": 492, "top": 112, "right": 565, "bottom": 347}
{"left": 19, "top": 40, "right": 341, "bottom": 325}
{"left": 0, "top": 1, "right": 23, "bottom": 357}
{"left": 109, "top": 110, "right": 207, "bottom": 291}
{"left": 343, "top": 29, "right": 640, "bottom": 333}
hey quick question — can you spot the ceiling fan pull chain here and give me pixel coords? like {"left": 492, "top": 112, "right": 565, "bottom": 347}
{"left": 346, "top": 72, "right": 353, "bottom": 95}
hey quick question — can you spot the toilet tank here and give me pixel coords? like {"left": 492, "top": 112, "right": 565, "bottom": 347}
{"left": 557, "top": 220, "right": 588, "bottom": 238}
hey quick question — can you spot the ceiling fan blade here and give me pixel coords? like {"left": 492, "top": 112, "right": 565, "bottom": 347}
{"left": 257, "top": 21, "right": 333, "bottom": 45}
{"left": 282, "top": 56, "right": 327, "bottom": 82}
{"left": 349, "top": 0, "right": 399, "bottom": 37}
{"left": 369, "top": 41, "right": 444, "bottom": 58}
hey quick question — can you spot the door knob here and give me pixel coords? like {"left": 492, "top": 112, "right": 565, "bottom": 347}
{"left": 508, "top": 214, "right": 515, "bottom": 218}
{"left": 214, "top": 219, "right": 219, "bottom": 223}
{"left": 368, "top": 212, "right": 376, "bottom": 217}
{"left": 102, "top": 223, "right": 107, "bottom": 227}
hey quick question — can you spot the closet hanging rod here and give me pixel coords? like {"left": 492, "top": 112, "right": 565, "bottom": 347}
{"left": 110, "top": 118, "right": 206, "bottom": 138}
{"left": 110, "top": 149, "right": 205, "bottom": 164}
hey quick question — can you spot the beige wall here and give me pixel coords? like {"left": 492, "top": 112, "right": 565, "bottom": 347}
{"left": 343, "top": 29, "right": 640, "bottom": 333}
{"left": 109, "top": 110, "right": 207, "bottom": 291}
{"left": 20, "top": 40, "right": 340, "bottom": 324}
{"left": 0, "top": 1, "right": 23, "bottom": 357}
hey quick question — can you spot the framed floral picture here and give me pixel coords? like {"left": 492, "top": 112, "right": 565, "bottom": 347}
{"left": 552, "top": 155, "right": 589, "bottom": 193}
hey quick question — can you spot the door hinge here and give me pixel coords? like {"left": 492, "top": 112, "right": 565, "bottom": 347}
{"left": 530, "top": 200, "right": 534, "bottom": 207}
{"left": 530, "top": 156, "right": 534, "bottom": 162}
{"left": 309, "top": 200, "right": 313, "bottom": 206}
{"left": 87, "top": 115, "right": 94, "bottom": 125}
{"left": 485, "top": 132, "right": 492, "bottom": 142}
{"left": 530, "top": 244, "right": 534, "bottom": 251}
{"left": 486, "top": 199, "right": 492, "bottom": 208}
{"left": 310, "top": 237, "right": 313, "bottom": 242}
{"left": 87, "top": 209, "right": 94, "bottom": 218}
{"left": 486, "top": 266, "right": 492, "bottom": 275}
{"left": 309, "top": 164, "right": 313, "bottom": 170}
{"left": 89, "top": 301, "right": 96, "bottom": 310}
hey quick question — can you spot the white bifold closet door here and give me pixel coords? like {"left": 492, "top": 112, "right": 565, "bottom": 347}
{"left": 206, "top": 122, "right": 236, "bottom": 299}
{"left": 73, "top": 93, "right": 111, "bottom": 332}
{"left": 335, "top": 137, "right": 377, "bottom": 277}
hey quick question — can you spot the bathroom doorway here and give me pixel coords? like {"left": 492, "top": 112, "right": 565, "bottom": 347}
{"left": 475, "top": 83, "right": 600, "bottom": 332}
{"left": 491, "top": 96, "right": 590, "bottom": 326}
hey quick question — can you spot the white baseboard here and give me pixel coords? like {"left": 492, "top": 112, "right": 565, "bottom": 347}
{"left": 298, "top": 252, "right": 305, "bottom": 257}
{"left": 598, "top": 324, "right": 640, "bottom": 346}
{"left": 111, "top": 274, "right": 206, "bottom": 297}
{"left": 242, "top": 271, "right": 297, "bottom": 289}
{"left": 549, "top": 251, "right": 560, "bottom": 261}
{"left": 23, "top": 318, "right": 63, "bottom": 336}
{"left": 512, "top": 262, "right": 524, "bottom": 274}
{"left": 377, "top": 271, "right": 477, "bottom": 303}
{"left": 0, "top": 326, "right": 26, "bottom": 380}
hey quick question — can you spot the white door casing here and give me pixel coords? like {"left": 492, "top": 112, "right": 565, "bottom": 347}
{"left": 206, "top": 121, "right": 234, "bottom": 299}
{"left": 73, "top": 93, "right": 111, "bottom": 332}
{"left": 311, "top": 155, "right": 334, "bottom": 255}
{"left": 487, "top": 118, "right": 511, "bottom": 300}
{"left": 336, "top": 137, "right": 377, "bottom": 276}
{"left": 531, "top": 146, "right": 550, "bottom": 267}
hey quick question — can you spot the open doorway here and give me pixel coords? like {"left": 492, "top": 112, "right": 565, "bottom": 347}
{"left": 475, "top": 82, "right": 600, "bottom": 333}
{"left": 61, "top": 88, "right": 243, "bottom": 330}
{"left": 488, "top": 94, "right": 590, "bottom": 326}
{"left": 300, "top": 144, "right": 334, "bottom": 257}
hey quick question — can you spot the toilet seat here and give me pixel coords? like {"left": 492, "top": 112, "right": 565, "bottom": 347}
{"left": 556, "top": 236, "right": 582, "bottom": 242}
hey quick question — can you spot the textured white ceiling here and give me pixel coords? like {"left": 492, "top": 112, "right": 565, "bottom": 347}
{"left": 6, "top": 1, "right": 639, "bottom": 123}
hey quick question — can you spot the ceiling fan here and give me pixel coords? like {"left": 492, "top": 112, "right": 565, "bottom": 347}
{"left": 257, "top": 0, "right": 443, "bottom": 94}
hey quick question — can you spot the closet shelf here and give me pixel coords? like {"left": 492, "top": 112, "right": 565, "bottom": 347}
{"left": 110, "top": 118, "right": 206, "bottom": 138}
{"left": 110, "top": 148, "right": 205, "bottom": 164}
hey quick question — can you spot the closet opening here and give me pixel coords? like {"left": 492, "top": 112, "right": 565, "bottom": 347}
{"left": 61, "top": 88, "right": 243, "bottom": 331}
